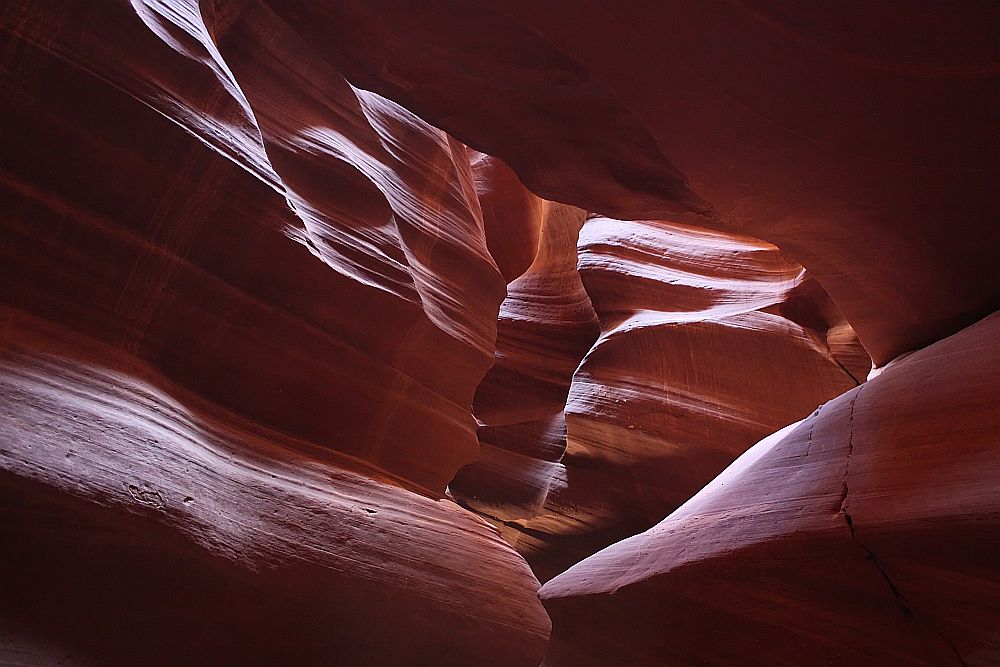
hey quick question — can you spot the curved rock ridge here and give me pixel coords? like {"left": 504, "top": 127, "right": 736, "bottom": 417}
{"left": 0, "top": 2, "right": 551, "bottom": 664}
{"left": 267, "top": 0, "right": 1000, "bottom": 367}
{"left": 265, "top": 1, "right": 710, "bottom": 222}
{"left": 472, "top": 152, "right": 546, "bottom": 284}
{"left": 542, "top": 311, "right": 1000, "bottom": 667}
{"left": 451, "top": 191, "right": 599, "bottom": 523}
{"left": 452, "top": 214, "right": 866, "bottom": 581}
{"left": 2, "top": 2, "right": 997, "bottom": 666}
{"left": 138, "top": 0, "right": 504, "bottom": 349}
{"left": 0, "top": 311, "right": 550, "bottom": 666}
{"left": 551, "top": 217, "right": 864, "bottom": 575}
{"left": 0, "top": 0, "right": 509, "bottom": 492}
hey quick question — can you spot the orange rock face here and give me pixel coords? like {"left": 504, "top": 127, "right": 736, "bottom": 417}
{"left": 560, "top": 217, "right": 864, "bottom": 545}
{"left": 1, "top": 0, "right": 509, "bottom": 494}
{"left": 1, "top": 2, "right": 997, "bottom": 667}
{"left": 451, "top": 194, "right": 599, "bottom": 522}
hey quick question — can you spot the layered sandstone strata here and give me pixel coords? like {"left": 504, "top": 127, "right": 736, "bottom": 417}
{"left": 279, "top": 1, "right": 998, "bottom": 365}
{"left": 454, "top": 212, "right": 866, "bottom": 580}
{"left": 0, "top": 313, "right": 549, "bottom": 666}
{"left": 542, "top": 312, "right": 1000, "bottom": 666}
{"left": 0, "top": 2, "right": 549, "bottom": 664}
{"left": 451, "top": 187, "right": 599, "bottom": 525}
{"left": 1, "top": 2, "right": 997, "bottom": 666}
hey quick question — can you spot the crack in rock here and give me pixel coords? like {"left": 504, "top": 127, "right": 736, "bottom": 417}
{"left": 838, "top": 386, "right": 968, "bottom": 666}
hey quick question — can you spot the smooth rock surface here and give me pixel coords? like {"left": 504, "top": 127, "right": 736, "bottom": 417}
{"left": 452, "top": 196, "right": 599, "bottom": 523}
{"left": 276, "top": 0, "right": 1000, "bottom": 365}
{"left": 456, "top": 214, "right": 867, "bottom": 581}
{"left": 0, "top": 309, "right": 550, "bottom": 667}
{"left": 1, "top": 2, "right": 997, "bottom": 666}
{"left": 542, "top": 312, "right": 1000, "bottom": 666}
{"left": 1, "top": 0, "right": 507, "bottom": 494}
{"left": 0, "top": 2, "right": 547, "bottom": 664}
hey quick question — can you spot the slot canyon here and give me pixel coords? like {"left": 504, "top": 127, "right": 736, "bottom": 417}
{"left": 1, "top": 2, "right": 998, "bottom": 666}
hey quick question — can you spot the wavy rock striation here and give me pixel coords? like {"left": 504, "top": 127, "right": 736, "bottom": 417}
{"left": 542, "top": 311, "right": 1000, "bottom": 666}
{"left": 2, "top": 0, "right": 511, "bottom": 492}
{"left": 451, "top": 188, "right": 599, "bottom": 525}
{"left": 458, "top": 214, "right": 866, "bottom": 580}
{"left": 0, "top": 313, "right": 548, "bottom": 666}
{"left": 564, "top": 217, "right": 863, "bottom": 518}
{"left": 0, "top": 2, "right": 548, "bottom": 664}
{"left": 1, "top": 2, "right": 997, "bottom": 666}
{"left": 450, "top": 209, "right": 870, "bottom": 580}
{"left": 275, "top": 1, "right": 999, "bottom": 366}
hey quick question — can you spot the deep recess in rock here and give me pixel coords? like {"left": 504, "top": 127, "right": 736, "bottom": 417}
{"left": 0, "top": 2, "right": 997, "bottom": 667}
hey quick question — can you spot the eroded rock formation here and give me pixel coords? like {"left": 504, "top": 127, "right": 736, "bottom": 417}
{"left": 557, "top": 218, "right": 864, "bottom": 566}
{"left": 0, "top": 2, "right": 548, "bottom": 664}
{"left": 0, "top": 314, "right": 547, "bottom": 666}
{"left": 277, "top": 0, "right": 998, "bottom": 365}
{"left": 542, "top": 311, "right": 1000, "bottom": 666}
{"left": 1, "top": 2, "right": 998, "bottom": 666}
{"left": 453, "top": 212, "right": 868, "bottom": 580}
{"left": 2, "top": 0, "right": 510, "bottom": 493}
{"left": 451, "top": 182, "right": 598, "bottom": 526}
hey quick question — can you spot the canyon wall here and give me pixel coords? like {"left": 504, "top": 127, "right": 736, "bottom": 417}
{"left": 454, "top": 213, "right": 866, "bottom": 581}
{"left": 0, "top": 2, "right": 549, "bottom": 664}
{"left": 277, "top": 0, "right": 998, "bottom": 365}
{"left": 1, "top": 2, "right": 997, "bottom": 666}
{"left": 542, "top": 311, "right": 1000, "bottom": 666}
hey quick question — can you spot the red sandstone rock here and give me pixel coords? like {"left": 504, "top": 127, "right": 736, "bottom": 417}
{"left": 0, "top": 2, "right": 547, "bottom": 664}
{"left": 466, "top": 215, "right": 866, "bottom": 580}
{"left": 443, "top": 200, "right": 869, "bottom": 583}
{"left": 541, "top": 312, "right": 1000, "bottom": 666}
{"left": 451, "top": 195, "right": 598, "bottom": 520}
{"left": 1, "top": 0, "right": 508, "bottom": 493}
{"left": 0, "top": 313, "right": 549, "bottom": 666}
{"left": 1, "top": 2, "right": 997, "bottom": 666}
{"left": 472, "top": 152, "right": 545, "bottom": 284}
{"left": 565, "top": 215, "right": 863, "bottom": 504}
{"left": 274, "top": 1, "right": 999, "bottom": 366}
